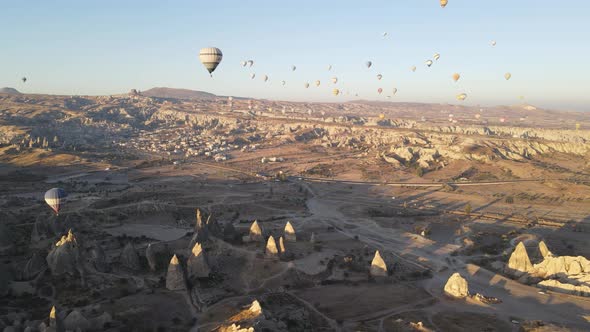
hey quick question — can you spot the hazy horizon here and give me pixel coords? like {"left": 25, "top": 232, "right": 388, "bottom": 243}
{"left": 1, "top": 0, "right": 589, "bottom": 111}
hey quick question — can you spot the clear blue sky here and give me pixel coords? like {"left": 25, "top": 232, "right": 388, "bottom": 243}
{"left": 1, "top": 0, "right": 589, "bottom": 111}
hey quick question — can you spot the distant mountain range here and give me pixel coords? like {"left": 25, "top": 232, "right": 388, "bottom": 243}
{"left": 141, "top": 87, "right": 217, "bottom": 100}
{"left": 0, "top": 87, "right": 21, "bottom": 94}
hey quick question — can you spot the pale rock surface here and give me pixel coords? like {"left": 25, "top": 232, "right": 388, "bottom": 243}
{"left": 444, "top": 273, "right": 469, "bottom": 298}
{"left": 507, "top": 242, "right": 533, "bottom": 276}
{"left": 538, "top": 279, "right": 590, "bottom": 297}
{"left": 146, "top": 243, "right": 157, "bottom": 271}
{"left": 166, "top": 254, "right": 186, "bottom": 291}
{"left": 187, "top": 242, "right": 210, "bottom": 279}
{"left": 249, "top": 221, "right": 263, "bottom": 242}
{"left": 22, "top": 252, "right": 47, "bottom": 280}
{"left": 310, "top": 232, "right": 316, "bottom": 244}
{"left": 370, "top": 250, "right": 388, "bottom": 277}
{"left": 120, "top": 242, "right": 141, "bottom": 271}
{"left": 284, "top": 221, "right": 296, "bottom": 242}
{"left": 538, "top": 240, "right": 552, "bottom": 258}
{"left": 46, "top": 230, "right": 81, "bottom": 276}
{"left": 63, "top": 310, "right": 90, "bottom": 331}
{"left": 265, "top": 236, "right": 279, "bottom": 258}
{"left": 249, "top": 300, "right": 263, "bottom": 316}
{"left": 88, "top": 245, "right": 107, "bottom": 272}
{"left": 279, "top": 236, "right": 286, "bottom": 254}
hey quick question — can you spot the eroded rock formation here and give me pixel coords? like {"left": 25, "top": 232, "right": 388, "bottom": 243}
{"left": 46, "top": 229, "right": 82, "bottom": 276}
{"left": 120, "top": 242, "right": 141, "bottom": 271}
{"left": 249, "top": 221, "right": 263, "bottom": 242}
{"left": 187, "top": 242, "right": 210, "bottom": 279}
{"left": 265, "top": 236, "right": 279, "bottom": 258}
{"left": 444, "top": 273, "right": 469, "bottom": 298}
{"left": 370, "top": 250, "right": 388, "bottom": 277}
{"left": 284, "top": 221, "right": 296, "bottom": 242}
{"left": 166, "top": 254, "right": 186, "bottom": 291}
{"left": 507, "top": 242, "right": 533, "bottom": 276}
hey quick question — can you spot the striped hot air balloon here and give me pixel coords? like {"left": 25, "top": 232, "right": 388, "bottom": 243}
{"left": 392, "top": 88, "right": 398, "bottom": 95}
{"left": 199, "top": 47, "right": 223, "bottom": 77}
{"left": 440, "top": 0, "right": 448, "bottom": 8}
{"left": 304, "top": 82, "right": 310, "bottom": 88}
{"left": 45, "top": 188, "right": 67, "bottom": 215}
{"left": 332, "top": 88, "right": 340, "bottom": 96}
{"left": 411, "top": 66, "right": 417, "bottom": 72}
{"left": 457, "top": 93, "right": 467, "bottom": 101}
{"left": 434, "top": 53, "right": 440, "bottom": 61}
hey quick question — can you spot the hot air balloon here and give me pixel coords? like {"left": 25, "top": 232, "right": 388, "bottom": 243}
{"left": 327, "top": 65, "right": 332, "bottom": 71}
{"left": 241, "top": 61, "right": 247, "bottom": 67}
{"left": 331, "top": 77, "right": 338, "bottom": 84}
{"left": 434, "top": 53, "right": 440, "bottom": 61}
{"left": 365, "top": 61, "right": 372, "bottom": 69}
{"left": 440, "top": 0, "right": 448, "bottom": 8}
{"left": 250, "top": 73, "right": 256, "bottom": 79}
{"left": 504, "top": 73, "right": 512, "bottom": 80}
{"left": 21, "top": 77, "right": 27, "bottom": 83}
{"left": 377, "top": 88, "right": 383, "bottom": 94}
{"left": 491, "top": 40, "right": 497, "bottom": 46}
{"left": 332, "top": 88, "right": 340, "bottom": 96}
{"left": 452, "top": 73, "right": 460, "bottom": 82}
{"left": 411, "top": 66, "right": 417, "bottom": 72}
{"left": 456, "top": 93, "right": 467, "bottom": 101}
{"left": 377, "top": 74, "right": 383, "bottom": 80}
{"left": 247, "top": 60, "right": 254, "bottom": 67}
{"left": 291, "top": 65, "right": 296, "bottom": 71}
{"left": 382, "top": 32, "right": 388, "bottom": 38}
{"left": 263, "top": 75, "right": 269, "bottom": 82}
{"left": 315, "top": 80, "right": 321, "bottom": 87}
{"left": 281, "top": 80, "right": 286, "bottom": 86}
{"left": 199, "top": 47, "right": 223, "bottom": 77}
{"left": 426, "top": 60, "right": 433, "bottom": 67}
{"left": 392, "top": 88, "right": 398, "bottom": 95}
{"left": 45, "top": 188, "right": 67, "bottom": 215}
{"left": 304, "top": 82, "right": 310, "bottom": 88}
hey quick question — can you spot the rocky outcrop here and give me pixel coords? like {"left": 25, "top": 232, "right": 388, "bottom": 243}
{"left": 249, "top": 221, "right": 263, "bottom": 242}
{"left": 444, "top": 273, "right": 469, "bottom": 298}
{"left": 88, "top": 245, "right": 108, "bottom": 272}
{"left": 284, "top": 222, "right": 296, "bottom": 242}
{"left": 538, "top": 241, "right": 552, "bottom": 259}
{"left": 22, "top": 252, "right": 47, "bottom": 280}
{"left": 48, "top": 306, "right": 64, "bottom": 332}
{"left": 46, "top": 229, "right": 82, "bottom": 276}
{"left": 538, "top": 279, "right": 590, "bottom": 297}
{"left": 193, "top": 208, "right": 209, "bottom": 243}
{"left": 146, "top": 243, "right": 157, "bottom": 271}
{"left": 120, "top": 242, "right": 141, "bottom": 271}
{"left": 249, "top": 300, "right": 263, "bottom": 316}
{"left": 187, "top": 242, "right": 210, "bottom": 279}
{"left": 166, "top": 254, "right": 186, "bottom": 291}
{"left": 265, "top": 236, "right": 279, "bottom": 258}
{"left": 507, "top": 242, "right": 533, "bottom": 276}
{"left": 370, "top": 250, "right": 388, "bottom": 277}
{"left": 63, "top": 310, "right": 90, "bottom": 331}
{"left": 278, "top": 237, "right": 285, "bottom": 254}
{"left": 534, "top": 255, "right": 590, "bottom": 279}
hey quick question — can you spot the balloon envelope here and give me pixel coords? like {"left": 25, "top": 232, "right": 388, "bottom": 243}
{"left": 504, "top": 73, "right": 512, "bottom": 80}
{"left": 45, "top": 188, "right": 67, "bottom": 214}
{"left": 452, "top": 73, "right": 460, "bottom": 82}
{"left": 426, "top": 60, "right": 433, "bottom": 67}
{"left": 315, "top": 80, "right": 321, "bottom": 87}
{"left": 332, "top": 88, "right": 340, "bottom": 96}
{"left": 440, "top": 0, "right": 448, "bottom": 8}
{"left": 304, "top": 82, "right": 310, "bottom": 88}
{"left": 365, "top": 61, "right": 372, "bottom": 68}
{"left": 392, "top": 88, "right": 398, "bottom": 95}
{"left": 411, "top": 66, "right": 417, "bottom": 72}
{"left": 199, "top": 47, "right": 223, "bottom": 75}
{"left": 331, "top": 77, "right": 338, "bottom": 84}
{"left": 377, "top": 74, "right": 382, "bottom": 80}
{"left": 456, "top": 93, "right": 467, "bottom": 101}
{"left": 434, "top": 53, "right": 440, "bottom": 61}
{"left": 377, "top": 88, "right": 383, "bottom": 94}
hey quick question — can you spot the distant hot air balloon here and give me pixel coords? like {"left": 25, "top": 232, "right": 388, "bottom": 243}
{"left": 263, "top": 75, "right": 269, "bottom": 82}
{"left": 365, "top": 61, "right": 372, "bottom": 69}
{"left": 440, "top": 0, "right": 448, "bottom": 8}
{"left": 240, "top": 61, "right": 247, "bottom": 67}
{"left": 332, "top": 88, "right": 340, "bottom": 96}
{"left": 377, "top": 74, "right": 383, "bottom": 80}
{"left": 382, "top": 32, "right": 388, "bottom": 38}
{"left": 247, "top": 60, "right": 254, "bottom": 67}
{"left": 452, "top": 73, "right": 461, "bottom": 82}
{"left": 21, "top": 77, "right": 27, "bottom": 83}
{"left": 411, "top": 66, "right": 417, "bottom": 72}
{"left": 291, "top": 65, "right": 296, "bottom": 71}
{"left": 331, "top": 77, "right": 338, "bottom": 84}
{"left": 45, "top": 188, "right": 67, "bottom": 215}
{"left": 504, "top": 72, "right": 512, "bottom": 80}
{"left": 392, "top": 88, "right": 398, "bottom": 95}
{"left": 491, "top": 40, "right": 497, "bottom": 46}
{"left": 434, "top": 53, "right": 440, "bottom": 61}
{"left": 281, "top": 80, "right": 286, "bottom": 86}
{"left": 426, "top": 60, "right": 433, "bottom": 67}
{"left": 250, "top": 73, "right": 256, "bottom": 79}
{"left": 377, "top": 88, "right": 383, "bottom": 94}
{"left": 304, "top": 82, "right": 310, "bottom": 88}
{"left": 456, "top": 93, "right": 467, "bottom": 101}
{"left": 327, "top": 65, "right": 332, "bottom": 71}
{"left": 199, "top": 47, "right": 223, "bottom": 77}
{"left": 315, "top": 80, "right": 321, "bottom": 87}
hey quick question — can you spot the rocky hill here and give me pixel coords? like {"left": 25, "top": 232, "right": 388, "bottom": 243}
{"left": 0, "top": 87, "right": 21, "bottom": 94}
{"left": 141, "top": 87, "right": 217, "bottom": 100}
